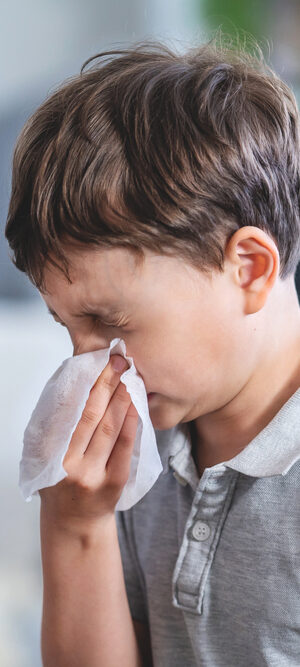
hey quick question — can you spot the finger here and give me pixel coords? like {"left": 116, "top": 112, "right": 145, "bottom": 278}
{"left": 105, "top": 402, "right": 139, "bottom": 488}
{"left": 64, "top": 355, "right": 128, "bottom": 459}
{"left": 83, "top": 380, "right": 132, "bottom": 464}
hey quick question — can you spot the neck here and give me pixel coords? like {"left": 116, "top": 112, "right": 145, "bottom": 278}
{"left": 192, "top": 279, "right": 300, "bottom": 472}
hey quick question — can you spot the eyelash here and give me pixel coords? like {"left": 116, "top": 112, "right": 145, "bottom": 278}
{"left": 55, "top": 316, "right": 127, "bottom": 329}
{"left": 94, "top": 316, "right": 128, "bottom": 329}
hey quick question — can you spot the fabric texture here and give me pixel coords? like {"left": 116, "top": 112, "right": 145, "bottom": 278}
{"left": 115, "top": 387, "right": 300, "bottom": 666}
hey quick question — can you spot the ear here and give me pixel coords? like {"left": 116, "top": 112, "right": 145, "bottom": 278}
{"left": 225, "top": 226, "right": 280, "bottom": 314}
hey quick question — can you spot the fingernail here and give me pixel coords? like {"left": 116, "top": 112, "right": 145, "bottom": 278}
{"left": 111, "top": 355, "right": 127, "bottom": 372}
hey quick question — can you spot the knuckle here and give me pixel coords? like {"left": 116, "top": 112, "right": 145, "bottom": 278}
{"left": 77, "top": 475, "right": 94, "bottom": 492}
{"left": 101, "top": 375, "right": 118, "bottom": 391}
{"left": 62, "top": 455, "right": 75, "bottom": 475}
{"left": 76, "top": 470, "right": 101, "bottom": 492}
{"left": 115, "top": 386, "right": 131, "bottom": 404}
{"left": 101, "top": 420, "right": 116, "bottom": 438}
{"left": 62, "top": 471, "right": 85, "bottom": 490}
{"left": 67, "top": 471, "right": 81, "bottom": 486}
{"left": 80, "top": 407, "right": 99, "bottom": 425}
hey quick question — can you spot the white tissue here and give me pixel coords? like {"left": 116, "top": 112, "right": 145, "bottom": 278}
{"left": 19, "top": 337, "right": 163, "bottom": 510}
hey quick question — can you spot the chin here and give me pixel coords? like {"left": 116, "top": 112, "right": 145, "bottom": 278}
{"left": 149, "top": 404, "right": 187, "bottom": 431}
{"left": 151, "top": 399, "right": 208, "bottom": 433}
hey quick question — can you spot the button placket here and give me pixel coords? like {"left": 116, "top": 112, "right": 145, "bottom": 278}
{"left": 172, "top": 470, "right": 238, "bottom": 615}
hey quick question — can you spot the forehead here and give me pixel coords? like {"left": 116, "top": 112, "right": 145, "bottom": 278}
{"left": 41, "top": 244, "right": 211, "bottom": 315}
{"left": 43, "top": 246, "right": 142, "bottom": 299}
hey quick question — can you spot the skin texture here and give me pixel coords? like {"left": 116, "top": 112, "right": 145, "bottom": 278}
{"left": 41, "top": 226, "right": 300, "bottom": 475}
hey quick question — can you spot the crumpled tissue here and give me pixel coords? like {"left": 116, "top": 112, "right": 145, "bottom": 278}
{"left": 19, "top": 337, "right": 163, "bottom": 510}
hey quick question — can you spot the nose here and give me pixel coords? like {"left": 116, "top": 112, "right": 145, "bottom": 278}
{"left": 72, "top": 336, "right": 117, "bottom": 357}
{"left": 72, "top": 342, "right": 107, "bottom": 357}
{"left": 71, "top": 330, "right": 112, "bottom": 357}
{"left": 72, "top": 345, "right": 108, "bottom": 357}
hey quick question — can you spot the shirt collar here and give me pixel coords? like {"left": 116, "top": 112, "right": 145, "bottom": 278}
{"left": 157, "top": 386, "right": 300, "bottom": 480}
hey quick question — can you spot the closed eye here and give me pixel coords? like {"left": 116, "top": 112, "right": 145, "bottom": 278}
{"left": 50, "top": 313, "right": 128, "bottom": 329}
{"left": 93, "top": 315, "right": 128, "bottom": 328}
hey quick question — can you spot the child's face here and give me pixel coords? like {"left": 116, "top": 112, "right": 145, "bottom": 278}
{"left": 41, "top": 244, "right": 257, "bottom": 430}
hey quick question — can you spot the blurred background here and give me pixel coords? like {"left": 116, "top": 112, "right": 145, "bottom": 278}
{"left": 1, "top": 1, "right": 300, "bottom": 665}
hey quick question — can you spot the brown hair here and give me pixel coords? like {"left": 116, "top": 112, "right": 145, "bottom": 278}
{"left": 5, "top": 36, "right": 300, "bottom": 292}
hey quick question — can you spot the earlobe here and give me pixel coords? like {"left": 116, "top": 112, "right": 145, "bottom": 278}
{"left": 226, "top": 226, "right": 280, "bottom": 314}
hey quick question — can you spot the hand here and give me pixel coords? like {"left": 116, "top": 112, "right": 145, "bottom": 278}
{"left": 39, "top": 355, "right": 138, "bottom": 530}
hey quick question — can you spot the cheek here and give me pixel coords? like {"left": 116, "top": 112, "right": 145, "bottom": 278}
{"left": 125, "top": 319, "right": 223, "bottom": 395}
{"left": 170, "top": 319, "right": 233, "bottom": 393}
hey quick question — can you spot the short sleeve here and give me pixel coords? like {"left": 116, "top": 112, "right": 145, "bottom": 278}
{"left": 115, "top": 509, "right": 148, "bottom": 623}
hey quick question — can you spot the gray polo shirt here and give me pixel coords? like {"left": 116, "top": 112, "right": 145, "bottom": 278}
{"left": 115, "top": 387, "right": 300, "bottom": 666}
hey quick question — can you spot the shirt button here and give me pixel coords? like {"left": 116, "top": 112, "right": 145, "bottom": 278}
{"left": 192, "top": 520, "right": 211, "bottom": 541}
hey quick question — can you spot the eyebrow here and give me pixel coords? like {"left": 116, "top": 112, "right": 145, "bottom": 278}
{"left": 47, "top": 305, "right": 121, "bottom": 320}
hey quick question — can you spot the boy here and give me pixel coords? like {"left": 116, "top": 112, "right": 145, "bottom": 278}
{"left": 5, "top": 38, "right": 300, "bottom": 666}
